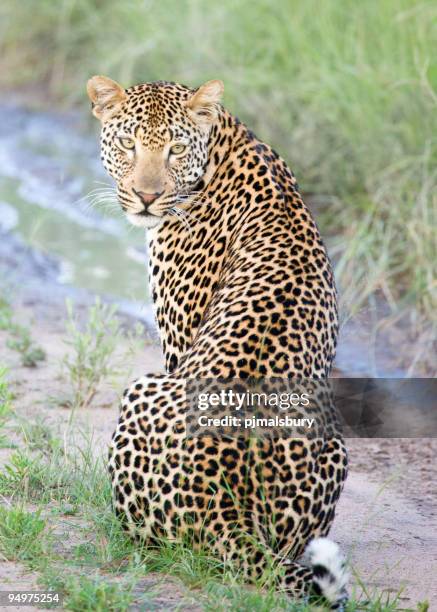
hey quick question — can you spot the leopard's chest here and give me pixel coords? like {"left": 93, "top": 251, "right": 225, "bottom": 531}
{"left": 148, "top": 214, "right": 225, "bottom": 372}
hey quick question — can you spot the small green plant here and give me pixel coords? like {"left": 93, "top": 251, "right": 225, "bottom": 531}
{"left": 62, "top": 575, "right": 134, "bottom": 612}
{"left": 0, "top": 506, "right": 49, "bottom": 569}
{"left": 18, "top": 417, "right": 62, "bottom": 455}
{"left": 7, "top": 326, "right": 46, "bottom": 367}
{"left": 0, "top": 450, "right": 47, "bottom": 499}
{"left": 0, "top": 294, "right": 46, "bottom": 367}
{"left": 62, "top": 298, "right": 123, "bottom": 409}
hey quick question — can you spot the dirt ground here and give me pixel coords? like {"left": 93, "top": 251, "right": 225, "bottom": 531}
{"left": 0, "top": 297, "right": 435, "bottom": 609}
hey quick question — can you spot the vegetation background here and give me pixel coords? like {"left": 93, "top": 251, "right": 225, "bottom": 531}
{"left": 1, "top": 0, "right": 435, "bottom": 358}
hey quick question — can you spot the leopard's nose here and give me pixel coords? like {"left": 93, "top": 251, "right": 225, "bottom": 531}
{"left": 133, "top": 189, "right": 163, "bottom": 206}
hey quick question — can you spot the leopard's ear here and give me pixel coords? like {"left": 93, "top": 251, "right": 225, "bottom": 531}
{"left": 87, "top": 75, "right": 127, "bottom": 121}
{"left": 186, "top": 80, "right": 224, "bottom": 124}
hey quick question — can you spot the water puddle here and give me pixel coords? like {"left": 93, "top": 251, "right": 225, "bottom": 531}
{"left": 0, "top": 103, "right": 148, "bottom": 302}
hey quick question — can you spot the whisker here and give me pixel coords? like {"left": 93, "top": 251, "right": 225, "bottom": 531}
{"left": 176, "top": 207, "right": 198, "bottom": 224}
{"left": 92, "top": 180, "right": 116, "bottom": 187}
{"left": 171, "top": 207, "right": 192, "bottom": 234}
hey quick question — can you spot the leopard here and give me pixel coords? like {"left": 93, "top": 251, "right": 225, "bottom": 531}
{"left": 87, "top": 75, "right": 349, "bottom": 607}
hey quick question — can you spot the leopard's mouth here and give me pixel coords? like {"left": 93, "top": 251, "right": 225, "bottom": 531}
{"left": 126, "top": 210, "right": 163, "bottom": 229}
{"left": 124, "top": 186, "right": 200, "bottom": 229}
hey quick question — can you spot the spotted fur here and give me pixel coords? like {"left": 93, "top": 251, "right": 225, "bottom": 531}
{"left": 88, "top": 76, "right": 348, "bottom": 605}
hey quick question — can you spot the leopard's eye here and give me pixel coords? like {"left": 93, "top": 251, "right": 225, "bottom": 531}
{"left": 170, "top": 143, "right": 187, "bottom": 156}
{"left": 118, "top": 137, "right": 135, "bottom": 150}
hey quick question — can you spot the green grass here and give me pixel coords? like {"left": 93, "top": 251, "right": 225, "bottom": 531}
{"left": 61, "top": 576, "right": 135, "bottom": 612}
{"left": 0, "top": 506, "right": 49, "bottom": 569}
{"left": 17, "top": 417, "right": 62, "bottom": 455}
{"left": 0, "top": 0, "right": 435, "bottom": 363}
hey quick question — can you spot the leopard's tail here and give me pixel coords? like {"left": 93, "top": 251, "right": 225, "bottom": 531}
{"left": 278, "top": 537, "right": 348, "bottom": 609}
{"left": 302, "top": 537, "right": 349, "bottom": 608}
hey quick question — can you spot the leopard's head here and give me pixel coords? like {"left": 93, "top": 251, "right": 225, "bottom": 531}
{"left": 87, "top": 76, "right": 224, "bottom": 228}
